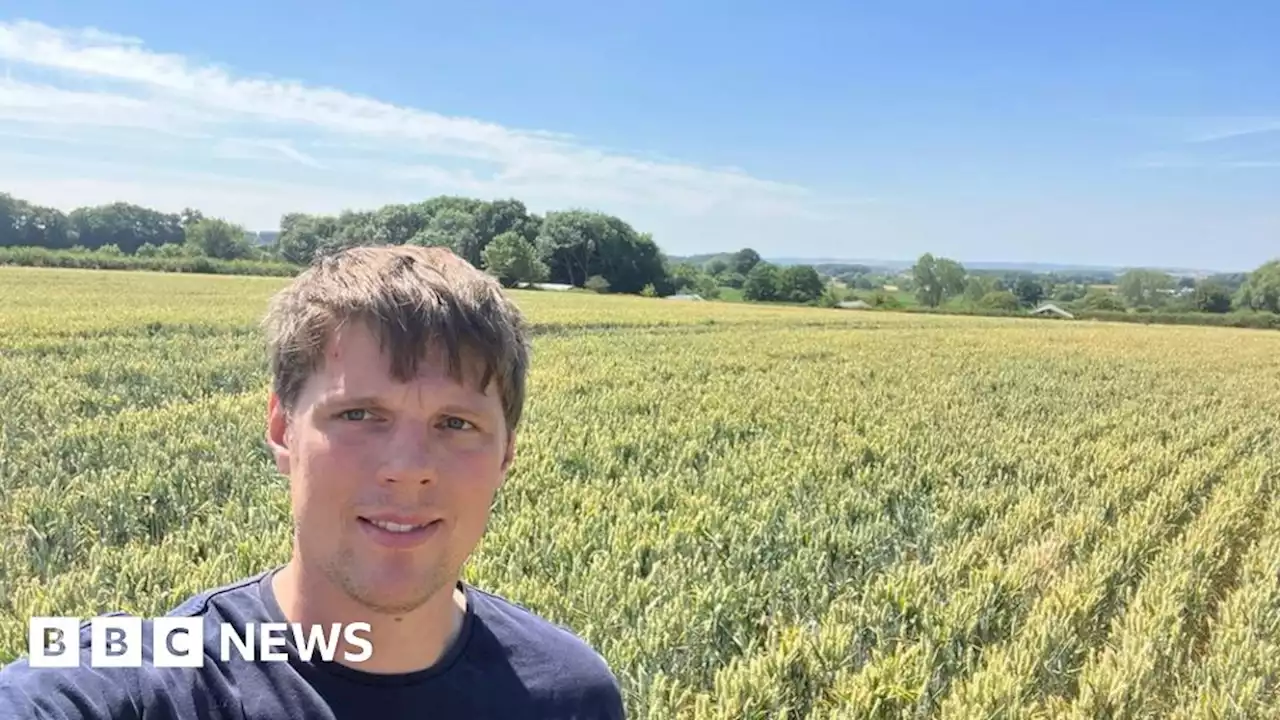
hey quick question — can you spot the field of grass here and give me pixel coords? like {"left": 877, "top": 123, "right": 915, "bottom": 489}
{"left": 4, "top": 265, "right": 1280, "bottom": 717}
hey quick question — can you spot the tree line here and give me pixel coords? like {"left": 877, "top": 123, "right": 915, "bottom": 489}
{"left": 0, "top": 194, "right": 272, "bottom": 262}
{"left": 903, "top": 253, "right": 1280, "bottom": 316}
{"left": 6, "top": 189, "right": 1278, "bottom": 319}
{"left": 1, "top": 190, "right": 846, "bottom": 302}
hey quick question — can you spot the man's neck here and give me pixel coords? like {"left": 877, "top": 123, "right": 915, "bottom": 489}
{"left": 270, "top": 560, "right": 468, "bottom": 675}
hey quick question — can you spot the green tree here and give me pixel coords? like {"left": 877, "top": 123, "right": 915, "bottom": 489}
{"left": 0, "top": 193, "right": 19, "bottom": 247}
{"left": 1118, "top": 269, "right": 1175, "bottom": 308}
{"left": 536, "top": 210, "right": 601, "bottom": 287}
{"left": 979, "top": 290, "right": 1020, "bottom": 312}
{"left": 778, "top": 265, "right": 826, "bottom": 303}
{"left": 277, "top": 213, "right": 335, "bottom": 265}
{"left": 535, "top": 210, "right": 667, "bottom": 293}
{"left": 1053, "top": 284, "right": 1085, "bottom": 303}
{"left": 964, "top": 276, "right": 1000, "bottom": 303}
{"left": 1236, "top": 259, "right": 1280, "bottom": 313}
{"left": 185, "top": 218, "right": 251, "bottom": 260}
{"left": 481, "top": 232, "right": 549, "bottom": 287}
{"left": 912, "top": 254, "right": 966, "bottom": 307}
{"left": 743, "top": 262, "right": 781, "bottom": 301}
{"left": 1014, "top": 274, "right": 1045, "bottom": 307}
{"left": 731, "top": 248, "right": 762, "bottom": 275}
{"left": 476, "top": 199, "right": 536, "bottom": 246}
{"left": 1080, "top": 289, "right": 1126, "bottom": 312}
{"left": 1193, "top": 280, "right": 1233, "bottom": 313}
{"left": 69, "top": 202, "right": 183, "bottom": 253}
{"left": 719, "top": 271, "right": 746, "bottom": 289}
{"left": 666, "top": 263, "right": 705, "bottom": 294}
{"left": 693, "top": 274, "right": 721, "bottom": 300}
{"left": 912, "top": 254, "right": 941, "bottom": 307}
{"left": 407, "top": 208, "right": 482, "bottom": 264}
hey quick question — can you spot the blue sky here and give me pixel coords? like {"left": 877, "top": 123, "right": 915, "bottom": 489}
{"left": 0, "top": 1, "right": 1276, "bottom": 271}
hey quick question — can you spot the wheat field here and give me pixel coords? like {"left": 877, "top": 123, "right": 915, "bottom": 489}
{"left": 2, "top": 266, "right": 1280, "bottom": 718}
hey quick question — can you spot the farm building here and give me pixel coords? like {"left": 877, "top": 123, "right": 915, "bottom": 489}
{"left": 1031, "top": 303, "right": 1074, "bottom": 319}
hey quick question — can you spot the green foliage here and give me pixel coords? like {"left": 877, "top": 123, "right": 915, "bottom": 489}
{"left": 1053, "top": 284, "right": 1085, "bottom": 303}
{"left": 0, "top": 247, "right": 298, "bottom": 276}
{"left": 1237, "top": 260, "right": 1280, "bottom": 313}
{"left": 156, "top": 243, "right": 192, "bottom": 259}
{"left": 693, "top": 274, "right": 721, "bottom": 300}
{"left": 965, "top": 276, "right": 997, "bottom": 303}
{"left": 410, "top": 208, "right": 482, "bottom": 264}
{"left": 1193, "top": 281, "right": 1233, "bottom": 314}
{"left": 1118, "top": 269, "right": 1176, "bottom": 308}
{"left": 482, "top": 232, "right": 549, "bottom": 288}
{"left": 979, "top": 290, "right": 1021, "bottom": 312}
{"left": 718, "top": 271, "right": 746, "bottom": 289}
{"left": 1080, "top": 289, "right": 1127, "bottom": 312}
{"left": 912, "top": 253, "right": 966, "bottom": 307}
{"left": 585, "top": 274, "right": 611, "bottom": 293}
{"left": 1013, "top": 274, "right": 1045, "bottom": 307}
{"left": 69, "top": 202, "right": 185, "bottom": 254}
{"left": 743, "top": 262, "right": 782, "bottom": 301}
{"left": 536, "top": 211, "right": 667, "bottom": 294}
{"left": 865, "top": 289, "right": 903, "bottom": 309}
{"left": 817, "top": 283, "right": 843, "bottom": 308}
{"left": 778, "top": 265, "right": 825, "bottom": 304}
{"left": 731, "top": 248, "right": 762, "bottom": 275}
{"left": 185, "top": 218, "right": 252, "bottom": 261}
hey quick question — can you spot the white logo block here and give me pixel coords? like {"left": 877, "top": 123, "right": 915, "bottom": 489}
{"left": 153, "top": 617, "right": 204, "bottom": 668}
{"left": 28, "top": 618, "right": 80, "bottom": 668}
{"left": 90, "top": 616, "right": 142, "bottom": 668}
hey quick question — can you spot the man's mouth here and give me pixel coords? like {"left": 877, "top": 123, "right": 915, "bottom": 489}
{"left": 356, "top": 516, "right": 443, "bottom": 547}
{"left": 362, "top": 518, "right": 433, "bottom": 533}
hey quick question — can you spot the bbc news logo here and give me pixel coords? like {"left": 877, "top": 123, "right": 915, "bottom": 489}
{"left": 29, "top": 617, "right": 373, "bottom": 668}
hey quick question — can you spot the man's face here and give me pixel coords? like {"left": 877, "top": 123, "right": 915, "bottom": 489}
{"left": 267, "top": 320, "right": 514, "bottom": 615}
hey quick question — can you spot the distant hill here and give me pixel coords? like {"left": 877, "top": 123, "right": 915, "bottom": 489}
{"left": 667, "top": 253, "right": 1226, "bottom": 277}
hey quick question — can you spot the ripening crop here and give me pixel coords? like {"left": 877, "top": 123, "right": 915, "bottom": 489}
{"left": 3, "top": 266, "right": 1280, "bottom": 718}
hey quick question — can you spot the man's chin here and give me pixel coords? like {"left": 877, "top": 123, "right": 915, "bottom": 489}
{"left": 339, "top": 568, "right": 451, "bottom": 616}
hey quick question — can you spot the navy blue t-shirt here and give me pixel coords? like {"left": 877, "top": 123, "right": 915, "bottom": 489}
{"left": 0, "top": 567, "right": 625, "bottom": 719}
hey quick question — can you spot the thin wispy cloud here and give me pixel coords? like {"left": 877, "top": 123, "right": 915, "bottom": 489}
{"left": 1123, "top": 115, "right": 1280, "bottom": 171}
{"left": 213, "top": 138, "right": 325, "bottom": 169}
{"left": 0, "top": 19, "right": 850, "bottom": 235}
{"left": 1183, "top": 117, "right": 1280, "bottom": 143}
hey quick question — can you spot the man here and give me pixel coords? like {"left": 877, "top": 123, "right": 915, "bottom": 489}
{"left": 0, "top": 245, "right": 625, "bottom": 719}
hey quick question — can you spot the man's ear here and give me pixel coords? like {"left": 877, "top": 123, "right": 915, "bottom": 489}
{"left": 266, "top": 392, "right": 292, "bottom": 475}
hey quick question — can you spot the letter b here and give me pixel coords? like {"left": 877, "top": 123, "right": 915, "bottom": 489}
{"left": 91, "top": 617, "right": 142, "bottom": 668}
{"left": 28, "top": 618, "right": 80, "bottom": 668}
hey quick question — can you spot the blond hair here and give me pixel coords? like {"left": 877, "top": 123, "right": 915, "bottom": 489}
{"left": 262, "top": 245, "right": 531, "bottom": 432}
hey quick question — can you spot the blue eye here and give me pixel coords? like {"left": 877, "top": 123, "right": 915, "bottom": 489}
{"left": 444, "top": 417, "right": 473, "bottom": 430}
{"left": 340, "top": 409, "right": 369, "bottom": 421}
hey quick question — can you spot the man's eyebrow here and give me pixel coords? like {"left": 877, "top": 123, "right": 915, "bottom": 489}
{"left": 437, "top": 402, "right": 489, "bottom": 417}
{"left": 315, "top": 394, "right": 384, "bottom": 408}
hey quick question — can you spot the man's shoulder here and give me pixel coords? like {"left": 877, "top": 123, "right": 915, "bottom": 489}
{"left": 465, "top": 586, "right": 623, "bottom": 713}
{"left": 0, "top": 569, "right": 277, "bottom": 718}
{"left": 162, "top": 568, "right": 274, "bottom": 621}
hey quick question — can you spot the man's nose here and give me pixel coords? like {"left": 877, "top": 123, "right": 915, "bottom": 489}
{"left": 380, "top": 421, "right": 438, "bottom": 485}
